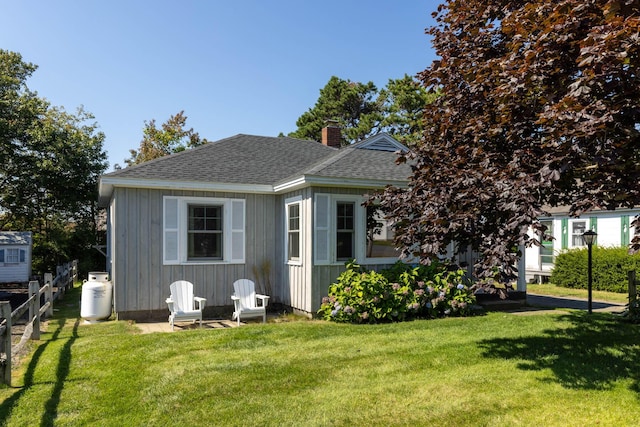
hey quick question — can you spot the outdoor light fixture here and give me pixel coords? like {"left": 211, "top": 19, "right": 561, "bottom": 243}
{"left": 582, "top": 229, "right": 597, "bottom": 314}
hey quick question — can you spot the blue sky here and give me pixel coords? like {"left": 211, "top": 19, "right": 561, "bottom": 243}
{"left": 1, "top": 1, "right": 440, "bottom": 170}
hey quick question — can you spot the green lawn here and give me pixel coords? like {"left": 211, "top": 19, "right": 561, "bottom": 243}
{"left": 1, "top": 286, "right": 639, "bottom": 426}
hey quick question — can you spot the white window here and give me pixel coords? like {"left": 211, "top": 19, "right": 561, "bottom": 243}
{"left": 366, "top": 205, "right": 400, "bottom": 258}
{"left": 336, "top": 201, "right": 355, "bottom": 260}
{"left": 285, "top": 197, "right": 302, "bottom": 264}
{"left": 0, "top": 248, "right": 25, "bottom": 264}
{"left": 571, "top": 220, "right": 587, "bottom": 247}
{"left": 188, "top": 204, "right": 223, "bottom": 260}
{"left": 6, "top": 248, "right": 19, "bottom": 264}
{"left": 163, "top": 196, "right": 245, "bottom": 265}
{"left": 314, "top": 194, "right": 399, "bottom": 265}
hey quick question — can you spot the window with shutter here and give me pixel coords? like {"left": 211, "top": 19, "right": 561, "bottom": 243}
{"left": 163, "top": 196, "right": 245, "bottom": 265}
{"left": 314, "top": 193, "right": 400, "bottom": 265}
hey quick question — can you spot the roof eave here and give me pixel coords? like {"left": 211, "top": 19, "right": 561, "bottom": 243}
{"left": 274, "top": 175, "right": 408, "bottom": 194}
{"left": 98, "top": 177, "right": 274, "bottom": 206}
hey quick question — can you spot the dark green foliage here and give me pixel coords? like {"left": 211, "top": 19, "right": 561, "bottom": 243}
{"left": 378, "top": 259, "right": 444, "bottom": 283}
{"left": 289, "top": 75, "right": 435, "bottom": 146}
{"left": 0, "top": 49, "right": 107, "bottom": 275}
{"left": 317, "top": 260, "right": 476, "bottom": 323}
{"left": 551, "top": 247, "right": 640, "bottom": 293}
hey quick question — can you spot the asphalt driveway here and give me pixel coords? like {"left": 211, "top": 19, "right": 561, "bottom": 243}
{"left": 526, "top": 293, "right": 626, "bottom": 313}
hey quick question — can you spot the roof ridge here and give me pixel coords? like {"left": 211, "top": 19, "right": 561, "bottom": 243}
{"left": 303, "top": 146, "right": 355, "bottom": 175}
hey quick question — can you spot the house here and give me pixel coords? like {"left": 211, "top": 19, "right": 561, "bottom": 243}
{"left": 98, "top": 127, "right": 413, "bottom": 320}
{"left": 525, "top": 207, "right": 639, "bottom": 283}
{"left": 0, "top": 231, "right": 33, "bottom": 284}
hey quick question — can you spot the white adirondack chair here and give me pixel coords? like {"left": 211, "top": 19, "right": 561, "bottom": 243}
{"left": 166, "top": 280, "right": 206, "bottom": 331}
{"left": 231, "top": 279, "right": 270, "bottom": 326}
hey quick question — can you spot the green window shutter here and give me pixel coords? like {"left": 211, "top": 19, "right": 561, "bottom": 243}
{"left": 19, "top": 249, "right": 26, "bottom": 263}
{"left": 589, "top": 217, "right": 597, "bottom": 234}
{"left": 0, "top": 249, "right": 4, "bottom": 263}
{"left": 621, "top": 215, "right": 630, "bottom": 246}
{"left": 561, "top": 218, "right": 569, "bottom": 249}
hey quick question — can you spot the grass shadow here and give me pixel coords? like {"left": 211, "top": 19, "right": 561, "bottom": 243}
{"left": 0, "top": 285, "right": 82, "bottom": 426}
{"left": 40, "top": 318, "right": 79, "bottom": 427}
{"left": 478, "top": 312, "right": 640, "bottom": 392}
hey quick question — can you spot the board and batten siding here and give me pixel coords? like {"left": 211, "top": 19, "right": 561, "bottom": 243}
{"left": 279, "top": 188, "right": 314, "bottom": 313}
{"left": 109, "top": 187, "right": 277, "bottom": 320}
{"left": 307, "top": 187, "right": 398, "bottom": 314}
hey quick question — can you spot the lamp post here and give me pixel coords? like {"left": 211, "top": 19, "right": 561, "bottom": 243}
{"left": 582, "top": 230, "right": 597, "bottom": 314}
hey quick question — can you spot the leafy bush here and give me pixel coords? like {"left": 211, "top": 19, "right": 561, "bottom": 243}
{"left": 551, "top": 246, "right": 640, "bottom": 293}
{"left": 317, "top": 260, "right": 476, "bottom": 324}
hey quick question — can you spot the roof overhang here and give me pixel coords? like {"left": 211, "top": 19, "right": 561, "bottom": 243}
{"left": 98, "top": 177, "right": 274, "bottom": 206}
{"left": 273, "top": 175, "right": 408, "bottom": 194}
{"left": 98, "top": 174, "right": 409, "bottom": 206}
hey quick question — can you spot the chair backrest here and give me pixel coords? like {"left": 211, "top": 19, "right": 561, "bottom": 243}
{"left": 170, "top": 280, "right": 194, "bottom": 312}
{"left": 233, "top": 279, "right": 257, "bottom": 309}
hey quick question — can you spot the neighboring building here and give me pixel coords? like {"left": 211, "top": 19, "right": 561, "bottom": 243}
{"left": 0, "top": 231, "right": 33, "bottom": 284}
{"left": 98, "top": 129, "right": 413, "bottom": 320}
{"left": 525, "top": 207, "right": 639, "bottom": 283}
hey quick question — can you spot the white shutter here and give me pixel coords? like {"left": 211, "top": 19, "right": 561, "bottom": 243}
{"left": 314, "top": 194, "right": 331, "bottom": 264}
{"left": 229, "top": 199, "right": 245, "bottom": 263}
{"left": 163, "top": 197, "right": 180, "bottom": 264}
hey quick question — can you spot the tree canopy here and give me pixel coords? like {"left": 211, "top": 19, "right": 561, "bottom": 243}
{"left": 378, "top": 0, "right": 640, "bottom": 279}
{"left": 0, "top": 49, "right": 108, "bottom": 274}
{"left": 289, "top": 75, "right": 436, "bottom": 146}
{"left": 124, "top": 111, "right": 208, "bottom": 166}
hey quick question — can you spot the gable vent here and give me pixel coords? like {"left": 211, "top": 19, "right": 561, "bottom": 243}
{"left": 363, "top": 139, "right": 400, "bottom": 152}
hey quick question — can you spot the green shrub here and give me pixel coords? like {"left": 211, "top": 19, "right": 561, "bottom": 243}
{"left": 550, "top": 246, "right": 640, "bottom": 293}
{"left": 317, "top": 260, "right": 476, "bottom": 324}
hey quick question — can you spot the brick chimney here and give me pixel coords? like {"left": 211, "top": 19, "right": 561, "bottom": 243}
{"left": 321, "top": 120, "right": 341, "bottom": 148}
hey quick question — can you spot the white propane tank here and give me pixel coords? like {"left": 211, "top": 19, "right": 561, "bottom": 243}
{"left": 80, "top": 272, "right": 113, "bottom": 323}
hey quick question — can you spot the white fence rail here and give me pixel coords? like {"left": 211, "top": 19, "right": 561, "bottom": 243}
{"left": 0, "top": 260, "right": 78, "bottom": 386}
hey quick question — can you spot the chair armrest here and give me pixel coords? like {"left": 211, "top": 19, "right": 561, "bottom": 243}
{"left": 256, "top": 294, "right": 270, "bottom": 307}
{"left": 230, "top": 295, "right": 240, "bottom": 311}
{"left": 166, "top": 298, "right": 174, "bottom": 312}
{"left": 194, "top": 297, "right": 206, "bottom": 311}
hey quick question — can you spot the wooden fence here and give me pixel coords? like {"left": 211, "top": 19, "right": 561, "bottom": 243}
{"left": 0, "top": 260, "right": 78, "bottom": 386}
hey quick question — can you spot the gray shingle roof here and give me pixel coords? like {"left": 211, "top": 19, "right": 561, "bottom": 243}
{"left": 104, "top": 134, "right": 337, "bottom": 185}
{"left": 100, "top": 133, "right": 410, "bottom": 200}
{"left": 0, "top": 231, "right": 32, "bottom": 246}
{"left": 301, "top": 147, "right": 410, "bottom": 182}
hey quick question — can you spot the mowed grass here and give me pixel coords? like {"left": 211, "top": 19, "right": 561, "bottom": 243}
{"left": 528, "top": 283, "right": 631, "bottom": 304}
{"left": 1, "top": 286, "right": 639, "bottom": 426}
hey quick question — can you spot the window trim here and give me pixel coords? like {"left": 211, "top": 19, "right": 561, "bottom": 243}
{"left": 570, "top": 219, "right": 588, "bottom": 248}
{"left": 336, "top": 201, "right": 356, "bottom": 261}
{"left": 163, "top": 196, "right": 245, "bottom": 265}
{"left": 314, "top": 193, "right": 400, "bottom": 265}
{"left": 187, "top": 204, "right": 224, "bottom": 261}
{"left": 285, "top": 196, "right": 303, "bottom": 265}
{"left": 539, "top": 218, "right": 554, "bottom": 266}
{"left": 5, "top": 248, "right": 20, "bottom": 264}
